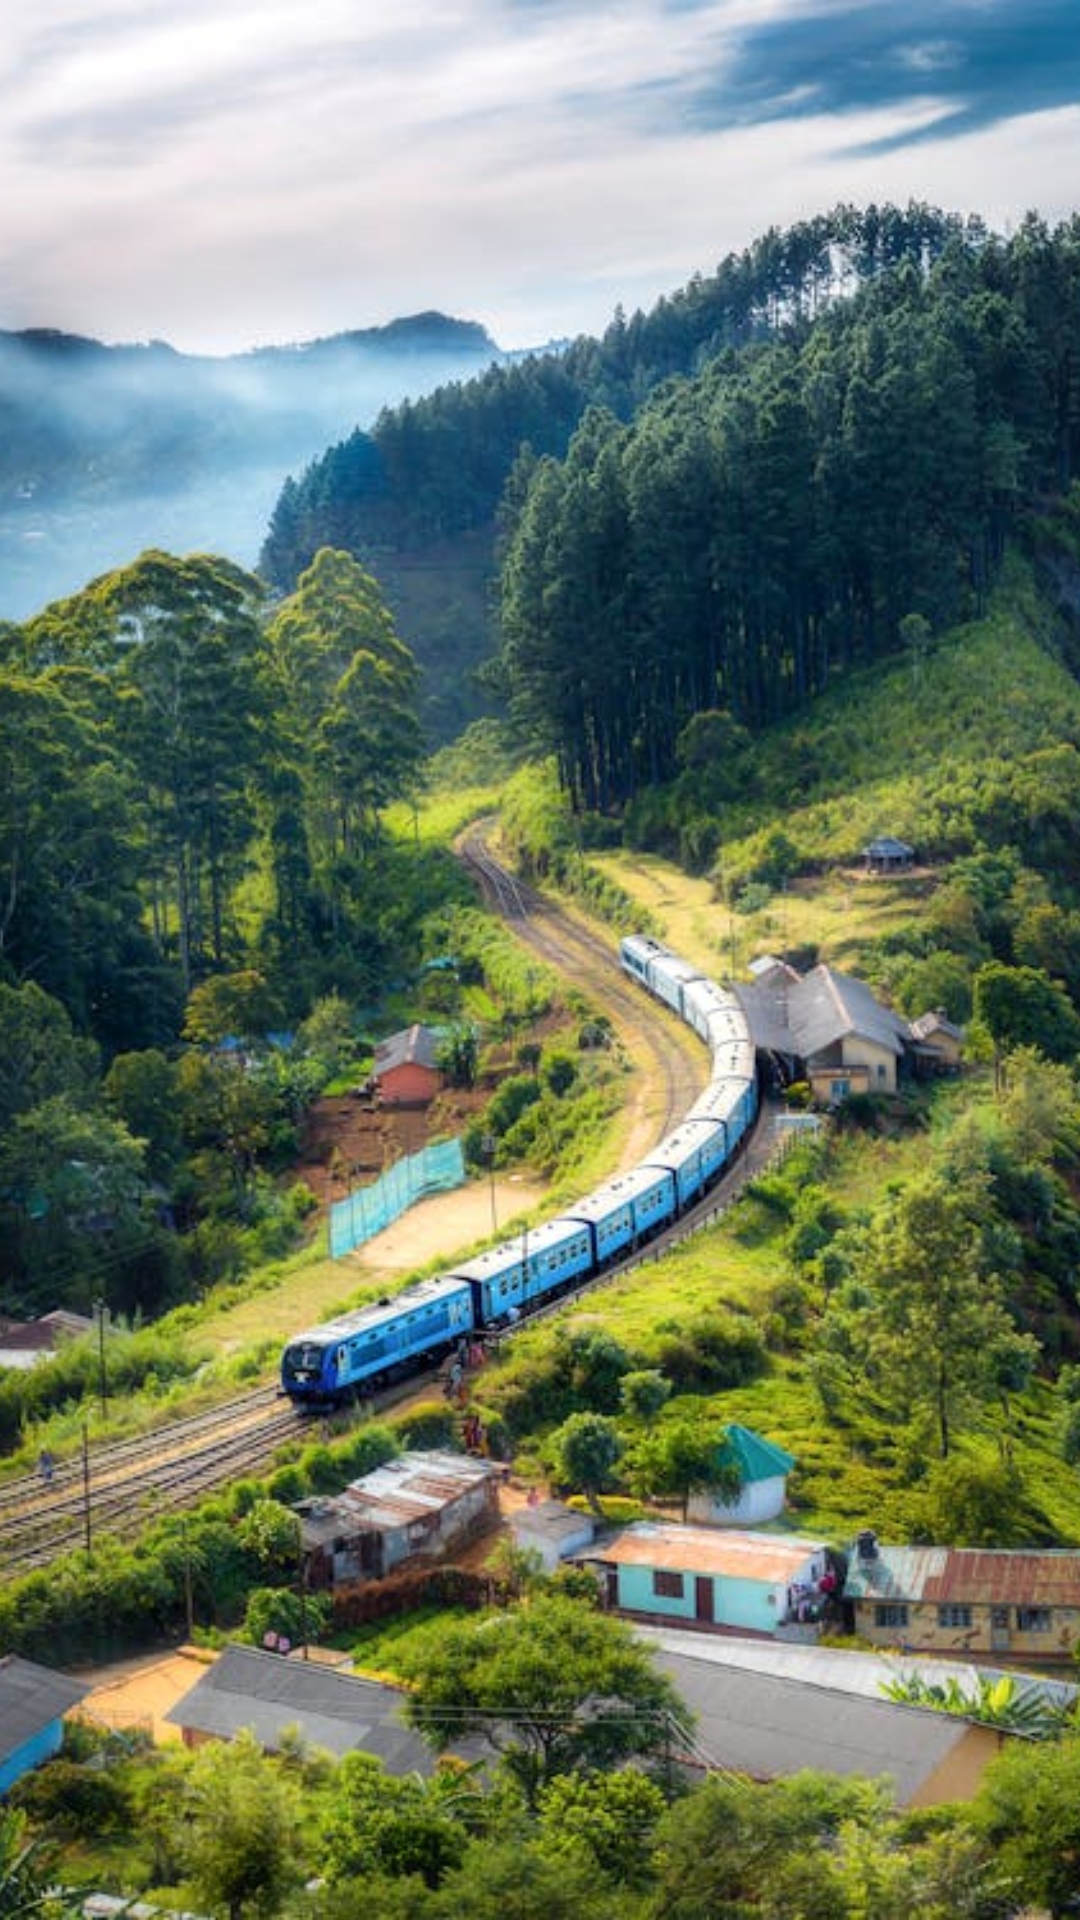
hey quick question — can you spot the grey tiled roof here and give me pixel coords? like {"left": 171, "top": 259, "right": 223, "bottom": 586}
{"left": 164, "top": 1644, "right": 454, "bottom": 1769}
{"left": 736, "top": 965, "right": 910, "bottom": 1061}
{"left": 0, "top": 1656, "right": 88, "bottom": 1759}
{"left": 652, "top": 1645, "right": 972, "bottom": 1803}
{"left": 374, "top": 1025, "right": 442, "bottom": 1075}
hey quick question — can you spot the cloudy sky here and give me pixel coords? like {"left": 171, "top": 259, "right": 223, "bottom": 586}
{"left": 3, "top": 0, "right": 1080, "bottom": 356}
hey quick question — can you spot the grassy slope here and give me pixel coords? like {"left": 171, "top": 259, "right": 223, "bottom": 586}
{"left": 470, "top": 575, "right": 1080, "bottom": 1546}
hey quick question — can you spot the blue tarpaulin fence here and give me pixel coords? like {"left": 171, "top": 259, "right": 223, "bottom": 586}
{"left": 329, "top": 1138, "right": 467, "bottom": 1259}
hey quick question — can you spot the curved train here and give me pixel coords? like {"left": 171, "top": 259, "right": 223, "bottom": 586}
{"left": 280, "top": 935, "right": 759, "bottom": 1406}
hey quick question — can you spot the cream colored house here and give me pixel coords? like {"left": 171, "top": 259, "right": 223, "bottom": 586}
{"left": 843, "top": 1534, "right": 1080, "bottom": 1664}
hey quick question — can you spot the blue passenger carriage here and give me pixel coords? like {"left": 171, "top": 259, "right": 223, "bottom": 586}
{"left": 281, "top": 1274, "right": 474, "bottom": 1406}
{"left": 449, "top": 1216, "right": 593, "bottom": 1326}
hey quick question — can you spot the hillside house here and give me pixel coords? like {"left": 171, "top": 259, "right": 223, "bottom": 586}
{"left": 0, "top": 1309, "right": 93, "bottom": 1371}
{"left": 583, "top": 1523, "right": 832, "bottom": 1636}
{"left": 372, "top": 1024, "right": 443, "bottom": 1106}
{"left": 687, "top": 1425, "right": 795, "bottom": 1528}
{"left": 864, "top": 836, "right": 915, "bottom": 873}
{"left": 295, "top": 1449, "right": 502, "bottom": 1587}
{"left": 737, "top": 961, "right": 961, "bottom": 1101}
{"left": 0, "top": 1656, "right": 88, "bottom": 1794}
{"left": 842, "top": 1532, "right": 1080, "bottom": 1663}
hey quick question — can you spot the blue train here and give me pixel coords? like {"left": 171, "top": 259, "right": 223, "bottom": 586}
{"left": 280, "top": 937, "right": 759, "bottom": 1406}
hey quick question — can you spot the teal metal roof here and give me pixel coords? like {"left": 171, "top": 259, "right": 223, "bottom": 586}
{"left": 719, "top": 1424, "right": 795, "bottom": 1483}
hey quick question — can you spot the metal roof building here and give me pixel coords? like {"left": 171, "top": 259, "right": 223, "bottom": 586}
{"left": 165, "top": 1643, "right": 462, "bottom": 1769}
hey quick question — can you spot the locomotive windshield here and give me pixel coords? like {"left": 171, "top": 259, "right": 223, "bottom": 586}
{"left": 283, "top": 1341, "right": 324, "bottom": 1379}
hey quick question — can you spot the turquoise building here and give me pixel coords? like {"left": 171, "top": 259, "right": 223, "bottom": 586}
{"left": 587, "top": 1523, "right": 828, "bottom": 1634}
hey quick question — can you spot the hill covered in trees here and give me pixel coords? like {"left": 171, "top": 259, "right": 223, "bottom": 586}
{"left": 0, "top": 313, "right": 500, "bottom": 623}
{"left": 259, "top": 203, "right": 995, "bottom": 737}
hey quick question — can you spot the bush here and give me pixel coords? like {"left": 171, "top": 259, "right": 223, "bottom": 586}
{"left": 8, "top": 1759, "right": 131, "bottom": 1837}
{"left": 393, "top": 1401, "right": 461, "bottom": 1450}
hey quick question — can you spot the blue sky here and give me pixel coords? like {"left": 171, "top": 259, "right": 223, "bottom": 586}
{"left": 3, "top": 0, "right": 1079, "bottom": 354}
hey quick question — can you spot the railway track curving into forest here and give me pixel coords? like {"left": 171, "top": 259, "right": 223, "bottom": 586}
{"left": 458, "top": 825, "right": 707, "bottom": 1142}
{"left": 1, "top": 832, "right": 749, "bottom": 1579}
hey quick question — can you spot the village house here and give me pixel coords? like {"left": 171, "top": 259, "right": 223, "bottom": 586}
{"left": 295, "top": 1449, "right": 503, "bottom": 1587}
{"left": 0, "top": 1655, "right": 88, "bottom": 1794}
{"left": 165, "top": 1642, "right": 472, "bottom": 1768}
{"left": 0, "top": 1309, "right": 94, "bottom": 1371}
{"left": 736, "top": 959, "right": 961, "bottom": 1102}
{"left": 645, "top": 1628, "right": 1012, "bottom": 1807}
{"left": 583, "top": 1522, "right": 834, "bottom": 1636}
{"left": 842, "top": 1532, "right": 1080, "bottom": 1663}
{"left": 509, "top": 1497, "right": 596, "bottom": 1572}
{"left": 863, "top": 835, "right": 916, "bottom": 873}
{"left": 687, "top": 1425, "right": 795, "bottom": 1528}
{"left": 372, "top": 1024, "right": 443, "bottom": 1107}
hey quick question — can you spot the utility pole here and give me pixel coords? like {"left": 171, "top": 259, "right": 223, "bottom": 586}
{"left": 93, "top": 1298, "right": 108, "bottom": 1416}
{"left": 81, "top": 1421, "right": 92, "bottom": 1559}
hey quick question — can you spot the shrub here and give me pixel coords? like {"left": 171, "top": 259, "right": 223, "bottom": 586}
{"left": 393, "top": 1401, "right": 461, "bottom": 1450}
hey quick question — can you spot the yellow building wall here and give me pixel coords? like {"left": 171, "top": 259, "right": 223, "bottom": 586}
{"left": 855, "top": 1600, "right": 1080, "bottom": 1662}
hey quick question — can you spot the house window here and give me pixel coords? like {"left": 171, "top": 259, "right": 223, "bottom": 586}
{"left": 653, "top": 1570, "right": 685, "bottom": 1599}
{"left": 1016, "top": 1606, "right": 1052, "bottom": 1632}
{"left": 831, "top": 1078, "right": 851, "bottom": 1102}
{"left": 937, "top": 1604, "right": 972, "bottom": 1629}
{"left": 874, "top": 1603, "right": 909, "bottom": 1628}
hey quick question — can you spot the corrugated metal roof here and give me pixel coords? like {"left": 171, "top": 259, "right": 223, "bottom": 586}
{"left": 591, "top": 1524, "right": 823, "bottom": 1582}
{"left": 653, "top": 1648, "right": 971, "bottom": 1803}
{"left": 164, "top": 1645, "right": 442, "bottom": 1768}
{"left": 844, "top": 1544, "right": 1080, "bottom": 1607}
{"left": 637, "top": 1625, "right": 1078, "bottom": 1712}
{"left": 843, "top": 1546, "right": 947, "bottom": 1600}
{"left": 0, "top": 1655, "right": 88, "bottom": 1760}
{"left": 298, "top": 1449, "right": 501, "bottom": 1541}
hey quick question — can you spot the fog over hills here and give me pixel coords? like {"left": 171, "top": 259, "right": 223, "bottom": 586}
{"left": 0, "top": 313, "right": 503, "bottom": 619}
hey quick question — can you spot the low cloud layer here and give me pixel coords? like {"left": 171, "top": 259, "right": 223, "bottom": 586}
{"left": 2, "top": 0, "right": 1079, "bottom": 352}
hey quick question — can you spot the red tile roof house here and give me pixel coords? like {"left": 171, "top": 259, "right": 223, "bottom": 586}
{"left": 372, "top": 1024, "right": 444, "bottom": 1107}
{"left": 842, "top": 1532, "right": 1080, "bottom": 1663}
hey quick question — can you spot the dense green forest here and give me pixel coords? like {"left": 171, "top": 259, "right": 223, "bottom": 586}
{"left": 259, "top": 203, "right": 992, "bottom": 736}
{"left": 0, "top": 545, "right": 457, "bottom": 1314}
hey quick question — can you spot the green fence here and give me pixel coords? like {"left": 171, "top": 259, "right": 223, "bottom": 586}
{"left": 329, "top": 1138, "right": 466, "bottom": 1257}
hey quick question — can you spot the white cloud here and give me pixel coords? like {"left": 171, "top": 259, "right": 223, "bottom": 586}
{"left": 0, "top": 0, "right": 1076, "bottom": 351}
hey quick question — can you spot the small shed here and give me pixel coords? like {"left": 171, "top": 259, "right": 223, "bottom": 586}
{"left": 296, "top": 1449, "right": 503, "bottom": 1586}
{"left": 584, "top": 1523, "right": 830, "bottom": 1636}
{"left": 0, "top": 1310, "right": 94, "bottom": 1372}
{"left": 864, "top": 836, "right": 915, "bottom": 873}
{"left": 908, "top": 1009, "right": 965, "bottom": 1073}
{"left": 509, "top": 1498, "right": 596, "bottom": 1572}
{"left": 687, "top": 1425, "right": 796, "bottom": 1528}
{"left": 0, "top": 1655, "right": 89, "bottom": 1794}
{"left": 372, "top": 1025, "right": 443, "bottom": 1107}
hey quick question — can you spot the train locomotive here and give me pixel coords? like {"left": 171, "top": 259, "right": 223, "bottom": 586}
{"left": 280, "top": 936, "right": 758, "bottom": 1407}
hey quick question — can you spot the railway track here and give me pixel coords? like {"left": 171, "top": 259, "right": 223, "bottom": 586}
{"left": 0, "top": 1388, "right": 303, "bottom": 1574}
{"left": 0, "top": 829, "right": 742, "bottom": 1580}
{"left": 458, "top": 825, "right": 706, "bottom": 1143}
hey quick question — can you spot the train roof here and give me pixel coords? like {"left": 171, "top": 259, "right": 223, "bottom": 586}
{"left": 559, "top": 1161, "right": 677, "bottom": 1224}
{"left": 641, "top": 1119, "right": 723, "bottom": 1172}
{"left": 686, "top": 1074, "right": 756, "bottom": 1123}
{"left": 288, "top": 1273, "right": 471, "bottom": 1347}
{"left": 447, "top": 1213, "right": 590, "bottom": 1283}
